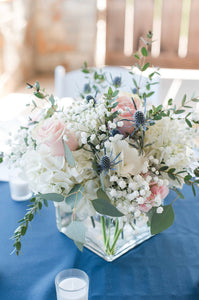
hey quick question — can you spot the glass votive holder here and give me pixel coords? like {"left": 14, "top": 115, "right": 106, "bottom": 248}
{"left": 9, "top": 167, "right": 32, "bottom": 201}
{"left": 55, "top": 269, "right": 89, "bottom": 300}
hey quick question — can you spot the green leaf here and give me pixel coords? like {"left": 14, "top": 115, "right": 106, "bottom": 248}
{"left": 97, "top": 188, "right": 111, "bottom": 202}
{"left": 49, "top": 94, "right": 55, "bottom": 105}
{"left": 65, "top": 184, "right": 84, "bottom": 208}
{"left": 111, "top": 101, "right": 119, "bottom": 109}
{"left": 0, "top": 157, "right": 3, "bottom": 163}
{"left": 168, "top": 173, "right": 176, "bottom": 180}
{"left": 63, "top": 141, "right": 75, "bottom": 167}
{"left": 34, "top": 92, "right": 45, "bottom": 99}
{"left": 192, "top": 98, "right": 199, "bottom": 102}
{"left": 28, "top": 213, "right": 34, "bottom": 221}
{"left": 168, "top": 168, "right": 176, "bottom": 174}
{"left": 108, "top": 87, "right": 113, "bottom": 95}
{"left": 15, "top": 241, "right": 21, "bottom": 251}
{"left": 37, "top": 193, "right": 64, "bottom": 202}
{"left": 132, "top": 78, "right": 138, "bottom": 88}
{"left": 168, "top": 98, "right": 173, "bottom": 106}
{"left": 145, "top": 91, "right": 155, "bottom": 98}
{"left": 134, "top": 53, "right": 140, "bottom": 59}
{"left": 34, "top": 81, "right": 40, "bottom": 92}
{"left": 181, "top": 94, "right": 186, "bottom": 106}
{"left": 92, "top": 198, "right": 124, "bottom": 217}
{"left": 194, "top": 167, "right": 199, "bottom": 177}
{"left": 65, "top": 221, "right": 85, "bottom": 244}
{"left": 185, "top": 118, "right": 192, "bottom": 127}
{"left": 142, "top": 62, "right": 150, "bottom": 71}
{"left": 43, "top": 199, "right": 48, "bottom": 207}
{"left": 21, "top": 226, "right": 27, "bottom": 236}
{"left": 112, "top": 90, "right": 119, "bottom": 97}
{"left": 159, "top": 166, "right": 169, "bottom": 171}
{"left": 192, "top": 184, "right": 196, "bottom": 196}
{"left": 141, "top": 47, "right": 148, "bottom": 57}
{"left": 175, "top": 109, "right": 185, "bottom": 114}
{"left": 151, "top": 204, "right": 175, "bottom": 235}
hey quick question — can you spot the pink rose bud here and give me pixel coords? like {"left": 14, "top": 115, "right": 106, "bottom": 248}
{"left": 114, "top": 93, "right": 141, "bottom": 134}
{"left": 33, "top": 118, "right": 78, "bottom": 156}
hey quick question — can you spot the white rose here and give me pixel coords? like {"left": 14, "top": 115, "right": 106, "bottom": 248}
{"left": 111, "top": 139, "right": 147, "bottom": 177}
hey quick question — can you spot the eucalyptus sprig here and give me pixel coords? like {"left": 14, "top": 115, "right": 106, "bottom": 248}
{"left": 26, "top": 81, "right": 58, "bottom": 119}
{"left": 130, "top": 30, "right": 160, "bottom": 101}
{"left": 11, "top": 196, "right": 48, "bottom": 255}
{"left": 11, "top": 193, "right": 64, "bottom": 255}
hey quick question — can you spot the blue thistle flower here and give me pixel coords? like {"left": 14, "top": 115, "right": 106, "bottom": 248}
{"left": 100, "top": 155, "right": 111, "bottom": 171}
{"left": 95, "top": 150, "right": 122, "bottom": 175}
{"left": 132, "top": 88, "right": 137, "bottom": 94}
{"left": 134, "top": 111, "right": 145, "bottom": 126}
{"left": 113, "top": 76, "right": 121, "bottom": 87}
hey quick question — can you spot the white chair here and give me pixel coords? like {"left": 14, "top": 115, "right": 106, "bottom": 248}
{"left": 54, "top": 65, "right": 160, "bottom": 105}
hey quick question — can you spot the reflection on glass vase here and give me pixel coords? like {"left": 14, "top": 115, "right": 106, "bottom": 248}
{"left": 55, "top": 202, "right": 152, "bottom": 262}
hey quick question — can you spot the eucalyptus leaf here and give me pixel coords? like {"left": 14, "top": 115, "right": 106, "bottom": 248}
{"left": 65, "top": 184, "right": 84, "bottom": 208}
{"left": 175, "top": 109, "right": 185, "bottom": 114}
{"left": 141, "top": 47, "right": 148, "bottom": 57}
{"left": 151, "top": 204, "right": 175, "bottom": 235}
{"left": 63, "top": 141, "right": 75, "bottom": 167}
{"left": 37, "top": 193, "right": 64, "bottom": 202}
{"left": 49, "top": 94, "right": 55, "bottom": 105}
{"left": 97, "top": 188, "right": 111, "bottom": 202}
{"left": 92, "top": 198, "right": 124, "bottom": 217}
{"left": 159, "top": 166, "right": 169, "bottom": 171}
{"left": 65, "top": 221, "right": 85, "bottom": 244}
{"left": 142, "top": 62, "right": 150, "bottom": 71}
{"left": 185, "top": 118, "right": 192, "bottom": 128}
{"left": 181, "top": 94, "right": 186, "bottom": 106}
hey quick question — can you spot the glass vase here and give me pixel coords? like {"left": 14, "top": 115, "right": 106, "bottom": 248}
{"left": 55, "top": 203, "right": 152, "bottom": 262}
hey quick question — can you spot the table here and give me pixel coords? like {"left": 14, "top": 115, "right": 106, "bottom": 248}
{"left": 1, "top": 181, "right": 199, "bottom": 299}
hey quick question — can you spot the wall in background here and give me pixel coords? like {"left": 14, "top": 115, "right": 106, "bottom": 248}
{"left": 0, "top": 0, "right": 97, "bottom": 96}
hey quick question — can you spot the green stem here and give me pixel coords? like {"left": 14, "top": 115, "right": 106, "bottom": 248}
{"left": 100, "top": 216, "right": 107, "bottom": 246}
{"left": 110, "top": 228, "right": 123, "bottom": 254}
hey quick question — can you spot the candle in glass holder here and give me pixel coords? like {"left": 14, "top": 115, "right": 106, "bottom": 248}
{"left": 55, "top": 269, "right": 89, "bottom": 300}
{"left": 9, "top": 168, "right": 32, "bottom": 201}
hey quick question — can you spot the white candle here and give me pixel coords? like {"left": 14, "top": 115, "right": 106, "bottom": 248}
{"left": 9, "top": 177, "right": 32, "bottom": 201}
{"left": 58, "top": 277, "right": 88, "bottom": 300}
{"left": 55, "top": 269, "right": 89, "bottom": 300}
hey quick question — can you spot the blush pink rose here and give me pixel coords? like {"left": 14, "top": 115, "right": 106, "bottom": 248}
{"left": 139, "top": 184, "right": 169, "bottom": 213}
{"left": 33, "top": 118, "right": 78, "bottom": 156}
{"left": 114, "top": 94, "right": 140, "bottom": 134}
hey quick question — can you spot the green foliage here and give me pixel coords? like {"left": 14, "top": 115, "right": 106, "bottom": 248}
{"left": 151, "top": 204, "right": 175, "bottom": 235}
{"left": 11, "top": 195, "right": 49, "bottom": 255}
{"left": 37, "top": 193, "right": 64, "bottom": 202}
{"left": 92, "top": 189, "right": 124, "bottom": 217}
{"left": 81, "top": 61, "right": 91, "bottom": 74}
{"left": 141, "top": 47, "right": 148, "bottom": 57}
{"left": 65, "top": 184, "right": 84, "bottom": 209}
{"left": 63, "top": 141, "right": 75, "bottom": 167}
{"left": 65, "top": 221, "right": 85, "bottom": 249}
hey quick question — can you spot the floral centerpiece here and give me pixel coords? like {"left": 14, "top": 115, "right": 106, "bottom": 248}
{"left": 5, "top": 32, "right": 199, "bottom": 261}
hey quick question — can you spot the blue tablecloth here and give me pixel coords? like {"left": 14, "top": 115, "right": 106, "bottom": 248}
{"left": 0, "top": 181, "right": 199, "bottom": 300}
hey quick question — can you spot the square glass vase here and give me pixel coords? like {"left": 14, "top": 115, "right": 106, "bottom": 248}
{"left": 55, "top": 204, "right": 152, "bottom": 262}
